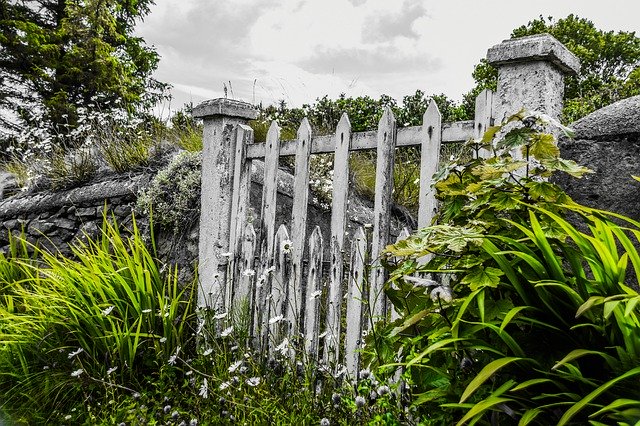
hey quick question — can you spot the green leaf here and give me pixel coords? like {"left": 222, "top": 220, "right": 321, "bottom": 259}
{"left": 389, "top": 309, "right": 430, "bottom": 337}
{"left": 453, "top": 397, "right": 515, "bottom": 426}
{"left": 462, "top": 266, "right": 504, "bottom": 291}
{"left": 459, "top": 357, "right": 523, "bottom": 403}
{"left": 497, "top": 126, "right": 534, "bottom": 150}
{"left": 526, "top": 132, "right": 559, "bottom": 160}
{"left": 481, "top": 125, "right": 502, "bottom": 143}
{"left": 541, "top": 157, "right": 594, "bottom": 178}
{"left": 552, "top": 349, "right": 619, "bottom": 371}
{"left": 518, "top": 408, "right": 542, "bottom": 425}
{"left": 589, "top": 398, "right": 640, "bottom": 418}
{"left": 526, "top": 181, "right": 562, "bottom": 202}
{"left": 557, "top": 366, "right": 640, "bottom": 426}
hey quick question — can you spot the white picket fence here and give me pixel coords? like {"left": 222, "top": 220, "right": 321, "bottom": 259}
{"left": 216, "top": 90, "right": 495, "bottom": 375}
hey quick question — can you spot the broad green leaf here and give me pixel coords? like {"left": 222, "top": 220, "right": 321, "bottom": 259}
{"left": 459, "top": 357, "right": 523, "bottom": 403}
{"left": 461, "top": 266, "right": 504, "bottom": 291}
{"left": 541, "top": 157, "right": 594, "bottom": 178}
{"left": 499, "top": 306, "right": 530, "bottom": 332}
{"left": 497, "top": 126, "right": 533, "bottom": 150}
{"left": 526, "top": 133, "right": 559, "bottom": 160}
{"left": 526, "top": 181, "right": 561, "bottom": 202}
{"left": 389, "top": 309, "right": 430, "bottom": 337}
{"left": 632, "top": 175, "right": 640, "bottom": 182}
{"left": 481, "top": 125, "right": 501, "bottom": 143}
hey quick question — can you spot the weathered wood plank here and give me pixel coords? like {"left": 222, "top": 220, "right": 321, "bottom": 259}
{"left": 245, "top": 121, "right": 475, "bottom": 158}
{"left": 229, "top": 124, "right": 254, "bottom": 311}
{"left": 288, "top": 118, "right": 312, "bottom": 336}
{"left": 418, "top": 100, "right": 442, "bottom": 229}
{"left": 254, "top": 120, "right": 280, "bottom": 350}
{"left": 270, "top": 224, "right": 291, "bottom": 354}
{"left": 234, "top": 224, "right": 256, "bottom": 310}
{"left": 344, "top": 226, "right": 367, "bottom": 377}
{"left": 304, "top": 226, "right": 323, "bottom": 361}
{"left": 325, "top": 113, "right": 351, "bottom": 367}
{"left": 369, "top": 106, "right": 397, "bottom": 321}
{"left": 390, "top": 227, "right": 411, "bottom": 322}
{"left": 475, "top": 89, "right": 494, "bottom": 159}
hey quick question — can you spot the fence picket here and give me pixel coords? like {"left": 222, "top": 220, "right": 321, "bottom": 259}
{"left": 271, "top": 224, "right": 292, "bottom": 354}
{"left": 304, "top": 226, "right": 323, "bottom": 361}
{"left": 344, "top": 226, "right": 367, "bottom": 377}
{"left": 418, "top": 100, "right": 442, "bottom": 230}
{"left": 475, "top": 89, "right": 494, "bottom": 159}
{"left": 289, "top": 118, "right": 312, "bottom": 336}
{"left": 255, "top": 121, "right": 280, "bottom": 350}
{"left": 229, "top": 124, "right": 254, "bottom": 310}
{"left": 369, "top": 106, "right": 397, "bottom": 321}
{"left": 325, "top": 113, "right": 352, "bottom": 366}
{"left": 390, "top": 227, "right": 411, "bottom": 322}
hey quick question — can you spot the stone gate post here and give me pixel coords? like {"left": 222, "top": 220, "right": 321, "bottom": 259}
{"left": 192, "top": 99, "right": 257, "bottom": 311}
{"left": 487, "top": 33, "right": 580, "bottom": 123}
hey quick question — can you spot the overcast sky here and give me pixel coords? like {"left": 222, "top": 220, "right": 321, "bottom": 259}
{"left": 136, "top": 0, "right": 640, "bottom": 115}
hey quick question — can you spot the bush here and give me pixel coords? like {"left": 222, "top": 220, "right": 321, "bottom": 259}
{"left": 372, "top": 111, "right": 640, "bottom": 425}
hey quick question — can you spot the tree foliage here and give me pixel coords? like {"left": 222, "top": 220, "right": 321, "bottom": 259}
{"left": 0, "top": 0, "right": 167, "bottom": 140}
{"left": 464, "top": 15, "right": 640, "bottom": 122}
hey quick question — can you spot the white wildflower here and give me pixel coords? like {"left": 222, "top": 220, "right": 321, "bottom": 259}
{"left": 221, "top": 326, "right": 233, "bottom": 337}
{"left": 160, "top": 337, "right": 167, "bottom": 343}
{"left": 102, "top": 306, "right": 115, "bottom": 316}
{"left": 219, "top": 381, "right": 231, "bottom": 390}
{"left": 68, "top": 348, "right": 84, "bottom": 359}
{"left": 107, "top": 366, "right": 118, "bottom": 375}
{"left": 265, "top": 266, "right": 275, "bottom": 274}
{"left": 168, "top": 355, "right": 177, "bottom": 365}
{"left": 228, "top": 360, "right": 242, "bottom": 373}
{"left": 246, "top": 377, "right": 261, "bottom": 387}
{"left": 202, "top": 348, "right": 213, "bottom": 356}
{"left": 242, "top": 269, "right": 255, "bottom": 277}
{"left": 142, "top": 309, "right": 152, "bottom": 313}
{"left": 199, "top": 378, "right": 209, "bottom": 399}
{"left": 275, "top": 338, "right": 290, "bottom": 356}
{"left": 280, "top": 239, "right": 293, "bottom": 255}
{"left": 268, "top": 315, "right": 283, "bottom": 325}
{"left": 355, "top": 395, "right": 366, "bottom": 408}
{"left": 71, "top": 369, "right": 83, "bottom": 377}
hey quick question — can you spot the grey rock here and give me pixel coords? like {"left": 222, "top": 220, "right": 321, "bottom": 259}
{"left": 570, "top": 95, "right": 640, "bottom": 140}
{"left": 56, "top": 218, "right": 77, "bottom": 230}
{"left": 76, "top": 207, "right": 98, "bottom": 217}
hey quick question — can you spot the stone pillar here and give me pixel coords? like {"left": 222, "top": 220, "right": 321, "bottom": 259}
{"left": 487, "top": 34, "right": 580, "bottom": 123}
{"left": 193, "top": 99, "right": 258, "bottom": 311}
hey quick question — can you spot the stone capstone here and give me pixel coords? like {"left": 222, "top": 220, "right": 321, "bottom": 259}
{"left": 487, "top": 33, "right": 580, "bottom": 75}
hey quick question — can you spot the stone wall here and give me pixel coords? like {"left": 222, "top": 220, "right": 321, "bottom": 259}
{"left": 0, "top": 173, "right": 151, "bottom": 255}
{"left": 0, "top": 152, "right": 410, "bottom": 284}
{"left": 553, "top": 95, "right": 640, "bottom": 220}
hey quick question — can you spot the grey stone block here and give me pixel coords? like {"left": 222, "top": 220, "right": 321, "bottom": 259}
{"left": 487, "top": 33, "right": 580, "bottom": 75}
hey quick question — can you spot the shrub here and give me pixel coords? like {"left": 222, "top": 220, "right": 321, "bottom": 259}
{"left": 371, "top": 111, "right": 640, "bottom": 424}
{"left": 136, "top": 151, "right": 202, "bottom": 234}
